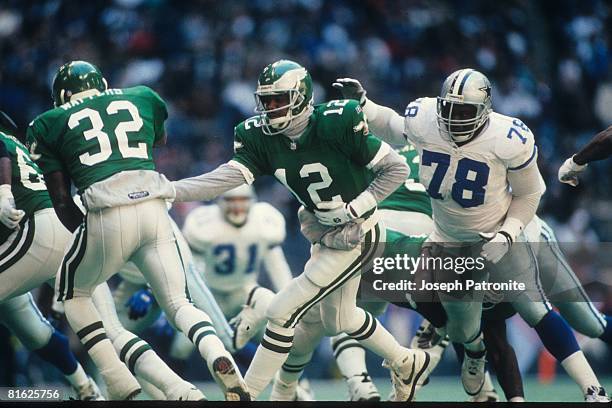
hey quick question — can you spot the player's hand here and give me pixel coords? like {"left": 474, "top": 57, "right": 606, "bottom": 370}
{"left": 314, "top": 201, "right": 358, "bottom": 226}
{"left": 0, "top": 184, "right": 25, "bottom": 230}
{"left": 125, "top": 288, "right": 154, "bottom": 320}
{"left": 332, "top": 78, "right": 367, "bottom": 106}
{"left": 558, "top": 156, "right": 587, "bottom": 186}
{"left": 479, "top": 231, "right": 512, "bottom": 264}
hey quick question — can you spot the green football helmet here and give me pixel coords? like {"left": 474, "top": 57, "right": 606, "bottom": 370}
{"left": 254, "top": 60, "right": 313, "bottom": 135}
{"left": 52, "top": 61, "right": 108, "bottom": 107}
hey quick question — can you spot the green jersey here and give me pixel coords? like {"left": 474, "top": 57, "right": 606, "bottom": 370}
{"left": 0, "top": 131, "right": 52, "bottom": 242}
{"left": 233, "top": 99, "right": 383, "bottom": 213}
{"left": 379, "top": 145, "right": 432, "bottom": 216}
{"left": 26, "top": 86, "right": 167, "bottom": 193}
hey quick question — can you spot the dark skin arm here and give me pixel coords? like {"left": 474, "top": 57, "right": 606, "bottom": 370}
{"left": 154, "top": 131, "right": 167, "bottom": 147}
{"left": 44, "top": 171, "right": 83, "bottom": 232}
{"left": 573, "top": 125, "right": 612, "bottom": 165}
{"left": 0, "top": 157, "right": 12, "bottom": 185}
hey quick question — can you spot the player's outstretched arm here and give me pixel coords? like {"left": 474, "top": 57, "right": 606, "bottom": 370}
{"left": 171, "top": 162, "right": 249, "bottom": 203}
{"left": 333, "top": 78, "right": 406, "bottom": 145}
{"left": 45, "top": 171, "right": 84, "bottom": 232}
{"left": 559, "top": 125, "right": 612, "bottom": 186}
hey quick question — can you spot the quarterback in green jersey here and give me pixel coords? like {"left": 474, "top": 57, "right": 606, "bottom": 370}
{"left": 172, "top": 59, "right": 430, "bottom": 401}
{"left": 27, "top": 61, "right": 248, "bottom": 401}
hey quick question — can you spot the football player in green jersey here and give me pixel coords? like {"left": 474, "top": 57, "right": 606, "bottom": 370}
{"left": 0, "top": 117, "right": 104, "bottom": 400}
{"left": 171, "top": 59, "right": 430, "bottom": 401}
{"left": 27, "top": 61, "right": 248, "bottom": 400}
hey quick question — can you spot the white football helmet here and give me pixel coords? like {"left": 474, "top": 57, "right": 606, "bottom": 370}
{"left": 218, "top": 184, "right": 256, "bottom": 227}
{"left": 436, "top": 68, "right": 492, "bottom": 143}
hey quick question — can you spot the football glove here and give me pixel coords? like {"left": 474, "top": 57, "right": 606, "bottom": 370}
{"left": 0, "top": 184, "right": 25, "bottom": 230}
{"left": 125, "top": 288, "right": 154, "bottom": 320}
{"left": 314, "top": 201, "right": 358, "bottom": 226}
{"left": 332, "top": 78, "right": 367, "bottom": 106}
{"left": 479, "top": 231, "right": 512, "bottom": 264}
{"left": 558, "top": 156, "right": 587, "bottom": 187}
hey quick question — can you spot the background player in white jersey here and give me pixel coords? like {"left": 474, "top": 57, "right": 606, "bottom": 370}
{"left": 331, "top": 71, "right": 608, "bottom": 400}
{"left": 182, "top": 184, "right": 293, "bottom": 350}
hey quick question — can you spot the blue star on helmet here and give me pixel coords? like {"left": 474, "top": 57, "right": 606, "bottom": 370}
{"left": 479, "top": 85, "right": 492, "bottom": 99}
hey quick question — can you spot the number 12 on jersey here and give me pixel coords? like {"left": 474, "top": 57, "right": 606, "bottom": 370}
{"left": 421, "top": 150, "right": 490, "bottom": 208}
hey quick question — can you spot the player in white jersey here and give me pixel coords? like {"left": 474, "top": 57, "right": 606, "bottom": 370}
{"left": 332, "top": 71, "right": 607, "bottom": 399}
{"left": 182, "top": 184, "right": 293, "bottom": 350}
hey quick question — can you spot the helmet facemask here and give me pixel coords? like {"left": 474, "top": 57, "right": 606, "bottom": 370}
{"left": 435, "top": 68, "right": 492, "bottom": 143}
{"left": 436, "top": 99, "right": 489, "bottom": 143}
{"left": 218, "top": 196, "right": 253, "bottom": 227}
{"left": 254, "top": 89, "right": 307, "bottom": 135}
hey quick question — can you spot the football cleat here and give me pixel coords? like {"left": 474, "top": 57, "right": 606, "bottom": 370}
{"left": 410, "top": 320, "right": 449, "bottom": 388}
{"left": 166, "top": 381, "right": 207, "bottom": 401}
{"left": 74, "top": 376, "right": 104, "bottom": 401}
{"left": 584, "top": 385, "right": 610, "bottom": 403}
{"left": 461, "top": 350, "right": 486, "bottom": 396}
{"left": 346, "top": 372, "right": 381, "bottom": 401}
{"left": 211, "top": 356, "right": 250, "bottom": 401}
{"left": 383, "top": 349, "right": 430, "bottom": 401}
{"left": 229, "top": 303, "right": 264, "bottom": 350}
{"left": 270, "top": 375, "right": 315, "bottom": 401}
{"left": 467, "top": 371, "right": 499, "bottom": 402}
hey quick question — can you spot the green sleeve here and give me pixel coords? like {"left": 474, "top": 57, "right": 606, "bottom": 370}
{"left": 26, "top": 118, "right": 64, "bottom": 174}
{"left": 344, "top": 101, "right": 383, "bottom": 167}
{"left": 231, "top": 125, "right": 267, "bottom": 178}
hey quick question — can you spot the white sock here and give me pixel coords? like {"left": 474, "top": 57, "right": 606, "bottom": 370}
{"left": 350, "top": 311, "right": 406, "bottom": 362}
{"left": 139, "top": 378, "right": 167, "bottom": 400}
{"left": 65, "top": 364, "right": 89, "bottom": 388}
{"left": 174, "top": 305, "right": 228, "bottom": 364}
{"left": 331, "top": 333, "right": 368, "bottom": 378}
{"left": 245, "top": 323, "right": 294, "bottom": 399}
{"left": 509, "top": 396, "right": 526, "bottom": 402}
{"left": 560, "top": 351, "right": 601, "bottom": 394}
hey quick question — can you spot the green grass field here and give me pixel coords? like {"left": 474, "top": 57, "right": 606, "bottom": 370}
{"left": 189, "top": 376, "right": 612, "bottom": 402}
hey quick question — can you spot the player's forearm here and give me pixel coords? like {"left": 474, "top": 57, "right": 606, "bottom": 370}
{"left": 0, "top": 156, "right": 12, "bottom": 185}
{"left": 365, "top": 146, "right": 409, "bottom": 203}
{"left": 263, "top": 246, "right": 293, "bottom": 291}
{"left": 362, "top": 98, "right": 406, "bottom": 145}
{"left": 503, "top": 164, "right": 545, "bottom": 240}
{"left": 172, "top": 162, "right": 247, "bottom": 202}
{"left": 572, "top": 125, "right": 612, "bottom": 165}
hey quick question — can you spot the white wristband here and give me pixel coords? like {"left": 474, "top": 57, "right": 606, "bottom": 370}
{"left": 348, "top": 190, "right": 377, "bottom": 218}
{"left": 0, "top": 184, "right": 13, "bottom": 198}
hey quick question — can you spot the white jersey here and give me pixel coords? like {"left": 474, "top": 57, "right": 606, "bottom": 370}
{"left": 380, "top": 97, "right": 536, "bottom": 242}
{"left": 182, "top": 202, "right": 287, "bottom": 292}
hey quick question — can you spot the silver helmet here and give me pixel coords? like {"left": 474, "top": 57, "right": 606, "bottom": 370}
{"left": 217, "top": 184, "right": 256, "bottom": 227}
{"left": 436, "top": 69, "right": 492, "bottom": 143}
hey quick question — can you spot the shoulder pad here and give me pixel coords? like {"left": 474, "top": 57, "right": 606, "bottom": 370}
{"left": 182, "top": 205, "right": 219, "bottom": 249}
{"left": 252, "top": 202, "right": 286, "bottom": 244}
{"left": 492, "top": 114, "right": 536, "bottom": 167}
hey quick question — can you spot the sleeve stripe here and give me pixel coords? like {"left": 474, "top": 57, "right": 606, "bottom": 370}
{"left": 508, "top": 145, "right": 537, "bottom": 171}
{"left": 366, "top": 142, "right": 391, "bottom": 169}
{"left": 228, "top": 160, "right": 255, "bottom": 184}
